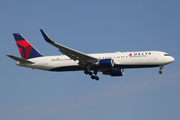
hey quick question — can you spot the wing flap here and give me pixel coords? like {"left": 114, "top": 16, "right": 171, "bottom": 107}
{"left": 40, "top": 29, "right": 98, "bottom": 63}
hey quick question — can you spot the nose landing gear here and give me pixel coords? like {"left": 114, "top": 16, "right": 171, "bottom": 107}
{"left": 159, "top": 66, "right": 163, "bottom": 74}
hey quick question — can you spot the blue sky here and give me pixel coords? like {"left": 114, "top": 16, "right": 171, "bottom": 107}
{"left": 0, "top": 0, "right": 180, "bottom": 120}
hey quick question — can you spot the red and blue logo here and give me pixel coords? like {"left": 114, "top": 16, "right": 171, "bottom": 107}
{"left": 16, "top": 40, "right": 33, "bottom": 59}
{"left": 13, "top": 33, "right": 42, "bottom": 59}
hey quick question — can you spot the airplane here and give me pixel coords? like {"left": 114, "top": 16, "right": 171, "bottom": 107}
{"left": 7, "top": 29, "right": 175, "bottom": 81}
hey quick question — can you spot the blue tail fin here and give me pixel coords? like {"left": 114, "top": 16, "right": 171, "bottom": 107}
{"left": 13, "top": 33, "right": 43, "bottom": 59}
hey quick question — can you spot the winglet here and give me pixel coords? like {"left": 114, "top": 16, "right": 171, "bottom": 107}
{"left": 40, "top": 29, "right": 54, "bottom": 43}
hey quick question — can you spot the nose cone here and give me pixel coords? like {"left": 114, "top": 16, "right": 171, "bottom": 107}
{"left": 171, "top": 56, "right": 175, "bottom": 62}
{"left": 167, "top": 56, "right": 175, "bottom": 64}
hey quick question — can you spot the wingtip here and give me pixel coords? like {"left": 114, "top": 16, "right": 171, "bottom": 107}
{"left": 40, "top": 29, "right": 54, "bottom": 43}
{"left": 13, "top": 33, "right": 20, "bottom": 35}
{"left": 6, "top": 54, "right": 11, "bottom": 57}
{"left": 40, "top": 29, "right": 43, "bottom": 32}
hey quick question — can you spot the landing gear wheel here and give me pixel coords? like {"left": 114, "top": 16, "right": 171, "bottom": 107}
{"left": 84, "top": 69, "right": 100, "bottom": 80}
{"left": 91, "top": 75, "right": 95, "bottom": 79}
{"left": 95, "top": 76, "right": 99, "bottom": 81}
{"left": 91, "top": 76, "right": 99, "bottom": 81}
{"left": 159, "top": 71, "right": 162, "bottom": 74}
{"left": 84, "top": 70, "right": 88, "bottom": 75}
{"left": 158, "top": 66, "right": 163, "bottom": 74}
{"left": 88, "top": 71, "right": 92, "bottom": 75}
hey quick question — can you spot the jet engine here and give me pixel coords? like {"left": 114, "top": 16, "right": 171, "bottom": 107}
{"left": 103, "top": 69, "right": 124, "bottom": 76}
{"left": 95, "top": 59, "right": 114, "bottom": 68}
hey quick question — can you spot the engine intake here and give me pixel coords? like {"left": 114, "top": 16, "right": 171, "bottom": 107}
{"left": 103, "top": 69, "right": 124, "bottom": 76}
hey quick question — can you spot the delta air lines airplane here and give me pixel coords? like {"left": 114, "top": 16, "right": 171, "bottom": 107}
{"left": 7, "top": 29, "right": 175, "bottom": 80}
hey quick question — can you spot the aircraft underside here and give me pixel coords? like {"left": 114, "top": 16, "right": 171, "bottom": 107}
{"left": 49, "top": 64, "right": 161, "bottom": 72}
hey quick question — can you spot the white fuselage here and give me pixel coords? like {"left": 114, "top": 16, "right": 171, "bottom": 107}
{"left": 16, "top": 51, "right": 174, "bottom": 72}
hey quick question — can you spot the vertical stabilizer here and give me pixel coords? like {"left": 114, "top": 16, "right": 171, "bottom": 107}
{"left": 13, "top": 33, "right": 43, "bottom": 59}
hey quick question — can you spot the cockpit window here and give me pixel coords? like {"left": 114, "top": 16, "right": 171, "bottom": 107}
{"left": 164, "top": 54, "right": 170, "bottom": 56}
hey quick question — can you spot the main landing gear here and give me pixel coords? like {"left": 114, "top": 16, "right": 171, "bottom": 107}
{"left": 84, "top": 69, "right": 99, "bottom": 81}
{"left": 159, "top": 66, "right": 163, "bottom": 74}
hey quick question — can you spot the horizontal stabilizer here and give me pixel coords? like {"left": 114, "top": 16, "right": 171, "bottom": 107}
{"left": 7, "top": 55, "right": 34, "bottom": 64}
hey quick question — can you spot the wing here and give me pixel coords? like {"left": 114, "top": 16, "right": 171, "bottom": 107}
{"left": 7, "top": 55, "right": 34, "bottom": 64}
{"left": 40, "top": 29, "right": 98, "bottom": 64}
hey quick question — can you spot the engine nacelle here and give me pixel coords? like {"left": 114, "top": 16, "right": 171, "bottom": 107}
{"left": 103, "top": 69, "right": 124, "bottom": 76}
{"left": 97, "top": 59, "right": 114, "bottom": 68}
